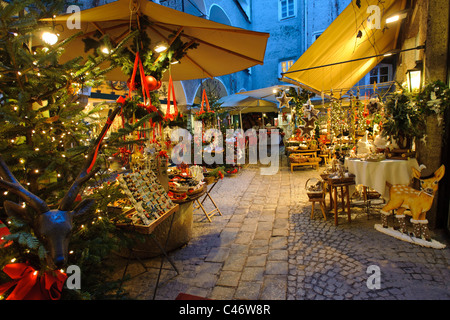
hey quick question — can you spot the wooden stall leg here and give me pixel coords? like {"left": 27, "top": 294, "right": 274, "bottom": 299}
{"left": 333, "top": 187, "right": 338, "bottom": 226}
{"left": 346, "top": 186, "right": 351, "bottom": 223}
{"left": 320, "top": 201, "right": 327, "bottom": 220}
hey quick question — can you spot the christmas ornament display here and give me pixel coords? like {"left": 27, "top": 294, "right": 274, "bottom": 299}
{"left": 117, "top": 169, "right": 174, "bottom": 226}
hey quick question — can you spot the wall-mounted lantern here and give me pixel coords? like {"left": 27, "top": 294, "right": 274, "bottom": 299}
{"left": 406, "top": 61, "right": 423, "bottom": 92}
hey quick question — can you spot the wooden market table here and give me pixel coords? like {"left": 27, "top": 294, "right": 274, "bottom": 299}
{"left": 287, "top": 147, "right": 318, "bottom": 157}
{"left": 323, "top": 176, "right": 355, "bottom": 226}
{"left": 288, "top": 148, "right": 320, "bottom": 172}
{"left": 290, "top": 152, "right": 320, "bottom": 172}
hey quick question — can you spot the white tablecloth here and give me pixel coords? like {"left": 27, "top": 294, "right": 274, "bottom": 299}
{"left": 345, "top": 158, "right": 420, "bottom": 198}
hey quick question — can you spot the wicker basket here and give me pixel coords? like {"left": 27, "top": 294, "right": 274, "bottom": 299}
{"left": 305, "top": 178, "right": 324, "bottom": 199}
{"left": 290, "top": 155, "right": 308, "bottom": 163}
{"left": 204, "top": 176, "right": 214, "bottom": 184}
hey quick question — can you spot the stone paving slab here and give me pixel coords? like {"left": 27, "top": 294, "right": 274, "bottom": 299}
{"left": 111, "top": 161, "right": 450, "bottom": 300}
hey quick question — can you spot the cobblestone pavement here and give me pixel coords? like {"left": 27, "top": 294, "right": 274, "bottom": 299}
{"left": 111, "top": 160, "right": 450, "bottom": 300}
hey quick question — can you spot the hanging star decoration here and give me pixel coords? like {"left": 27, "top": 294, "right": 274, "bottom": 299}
{"left": 298, "top": 100, "right": 319, "bottom": 137}
{"left": 302, "top": 99, "right": 320, "bottom": 121}
{"left": 276, "top": 91, "right": 292, "bottom": 109}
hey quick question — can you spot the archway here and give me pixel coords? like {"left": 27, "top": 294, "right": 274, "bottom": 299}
{"left": 193, "top": 78, "right": 228, "bottom": 106}
{"left": 208, "top": 4, "right": 232, "bottom": 26}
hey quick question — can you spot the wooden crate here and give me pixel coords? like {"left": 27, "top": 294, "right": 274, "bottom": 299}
{"left": 116, "top": 204, "right": 179, "bottom": 235}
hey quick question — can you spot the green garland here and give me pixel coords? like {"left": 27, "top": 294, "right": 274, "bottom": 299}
{"left": 194, "top": 111, "right": 216, "bottom": 121}
{"left": 415, "top": 80, "right": 450, "bottom": 116}
{"left": 381, "top": 81, "right": 450, "bottom": 149}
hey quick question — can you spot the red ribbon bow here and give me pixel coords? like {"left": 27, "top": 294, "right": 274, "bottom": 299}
{"left": 0, "top": 263, "right": 67, "bottom": 300}
{"left": 113, "top": 147, "right": 132, "bottom": 164}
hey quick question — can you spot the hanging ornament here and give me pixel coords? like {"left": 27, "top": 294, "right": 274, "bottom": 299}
{"left": 145, "top": 75, "right": 158, "bottom": 91}
{"left": 155, "top": 80, "right": 162, "bottom": 91}
{"left": 302, "top": 99, "right": 319, "bottom": 121}
{"left": 276, "top": 91, "right": 292, "bottom": 109}
{"left": 126, "top": 52, "right": 162, "bottom": 116}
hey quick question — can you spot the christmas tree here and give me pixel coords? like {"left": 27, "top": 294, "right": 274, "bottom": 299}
{"left": 0, "top": 0, "right": 140, "bottom": 300}
{"left": 0, "top": 0, "right": 201, "bottom": 300}
{"left": 329, "top": 98, "right": 349, "bottom": 138}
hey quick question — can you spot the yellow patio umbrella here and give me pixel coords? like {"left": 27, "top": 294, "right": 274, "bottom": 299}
{"left": 40, "top": 0, "right": 269, "bottom": 82}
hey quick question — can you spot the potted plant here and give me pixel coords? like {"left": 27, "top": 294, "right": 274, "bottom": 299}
{"left": 381, "top": 92, "right": 423, "bottom": 152}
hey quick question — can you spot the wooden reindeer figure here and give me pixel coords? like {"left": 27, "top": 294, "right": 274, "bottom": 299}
{"left": 0, "top": 106, "right": 122, "bottom": 268}
{"left": 379, "top": 165, "right": 445, "bottom": 244}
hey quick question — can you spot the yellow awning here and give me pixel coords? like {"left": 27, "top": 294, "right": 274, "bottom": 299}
{"left": 282, "top": 0, "right": 406, "bottom": 95}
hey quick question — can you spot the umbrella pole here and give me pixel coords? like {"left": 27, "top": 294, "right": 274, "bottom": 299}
{"left": 240, "top": 111, "right": 243, "bottom": 131}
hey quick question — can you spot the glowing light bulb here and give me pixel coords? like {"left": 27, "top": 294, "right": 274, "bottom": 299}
{"left": 42, "top": 31, "right": 58, "bottom": 45}
{"left": 386, "top": 15, "right": 399, "bottom": 24}
{"left": 154, "top": 42, "right": 168, "bottom": 53}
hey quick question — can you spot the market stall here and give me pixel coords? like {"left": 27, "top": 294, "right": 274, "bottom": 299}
{"left": 0, "top": 0, "right": 272, "bottom": 301}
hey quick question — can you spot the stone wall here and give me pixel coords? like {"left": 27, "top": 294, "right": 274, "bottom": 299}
{"left": 395, "top": 0, "right": 450, "bottom": 228}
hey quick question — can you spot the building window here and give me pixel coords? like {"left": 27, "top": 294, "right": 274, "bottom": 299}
{"left": 369, "top": 64, "right": 392, "bottom": 84}
{"left": 279, "top": 0, "right": 296, "bottom": 20}
{"left": 279, "top": 59, "right": 294, "bottom": 77}
{"left": 312, "top": 31, "right": 323, "bottom": 44}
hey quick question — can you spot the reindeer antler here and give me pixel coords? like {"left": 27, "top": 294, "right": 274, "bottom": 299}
{"left": 0, "top": 156, "right": 50, "bottom": 214}
{"left": 58, "top": 105, "right": 122, "bottom": 211}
